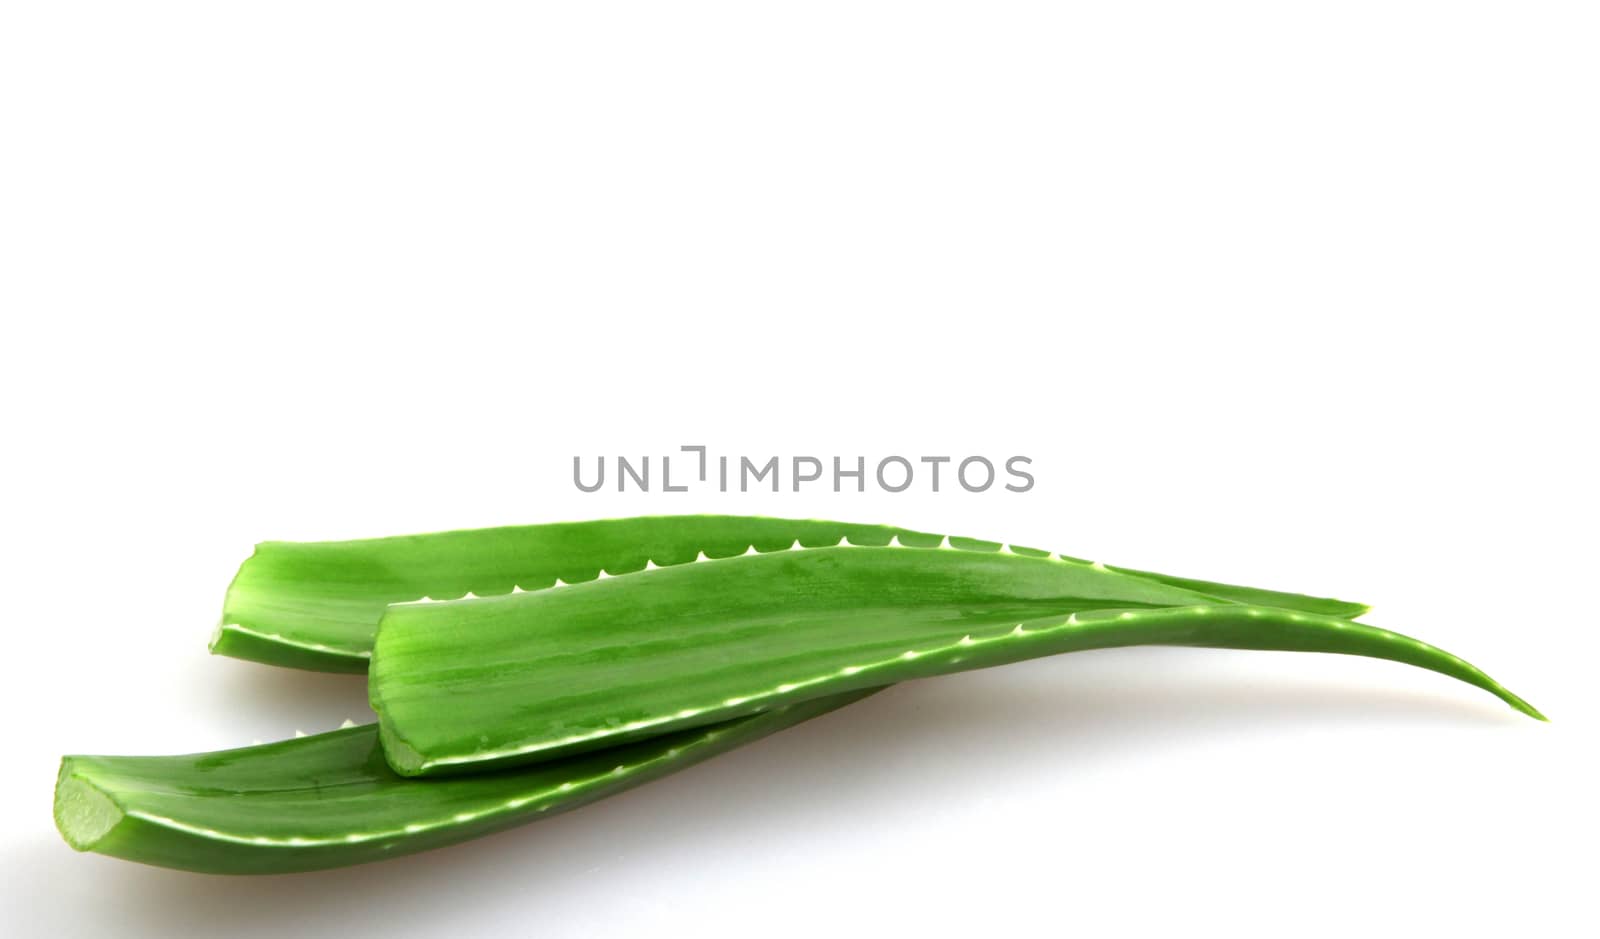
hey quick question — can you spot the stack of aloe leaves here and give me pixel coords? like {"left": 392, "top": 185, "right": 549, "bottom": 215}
{"left": 55, "top": 515, "right": 1542, "bottom": 874}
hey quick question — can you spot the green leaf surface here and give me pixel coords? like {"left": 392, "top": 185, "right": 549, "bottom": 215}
{"left": 215, "top": 515, "right": 1370, "bottom": 672}
{"left": 54, "top": 690, "right": 877, "bottom": 874}
{"left": 370, "top": 545, "right": 1539, "bottom": 777}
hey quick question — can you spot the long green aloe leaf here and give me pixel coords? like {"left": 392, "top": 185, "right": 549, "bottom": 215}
{"left": 55, "top": 690, "right": 877, "bottom": 874}
{"left": 215, "top": 515, "right": 1370, "bottom": 671}
{"left": 370, "top": 545, "right": 1541, "bottom": 777}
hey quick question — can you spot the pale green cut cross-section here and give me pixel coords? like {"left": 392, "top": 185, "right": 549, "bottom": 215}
{"left": 54, "top": 775, "right": 124, "bottom": 851}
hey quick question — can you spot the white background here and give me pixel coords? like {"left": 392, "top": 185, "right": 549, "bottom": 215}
{"left": 3, "top": 2, "right": 1595, "bottom": 936}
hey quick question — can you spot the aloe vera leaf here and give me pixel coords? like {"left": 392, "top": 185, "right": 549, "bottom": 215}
{"left": 54, "top": 689, "right": 877, "bottom": 874}
{"left": 214, "top": 515, "right": 1369, "bottom": 671}
{"left": 370, "top": 546, "right": 1541, "bottom": 777}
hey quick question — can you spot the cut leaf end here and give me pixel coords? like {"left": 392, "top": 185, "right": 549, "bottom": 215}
{"left": 54, "top": 766, "right": 124, "bottom": 852}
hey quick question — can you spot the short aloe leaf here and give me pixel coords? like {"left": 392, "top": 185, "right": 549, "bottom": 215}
{"left": 54, "top": 689, "right": 877, "bottom": 874}
{"left": 1101, "top": 563, "right": 1371, "bottom": 618}
{"left": 370, "top": 546, "right": 1539, "bottom": 777}
{"left": 215, "top": 515, "right": 1369, "bottom": 672}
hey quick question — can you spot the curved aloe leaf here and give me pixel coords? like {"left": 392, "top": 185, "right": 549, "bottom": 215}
{"left": 54, "top": 690, "right": 877, "bottom": 874}
{"left": 215, "top": 515, "right": 1370, "bottom": 671}
{"left": 371, "top": 546, "right": 1541, "bottom": 777}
